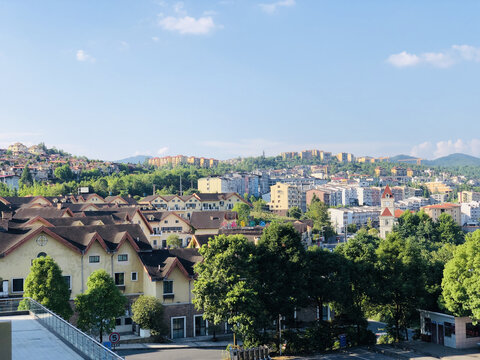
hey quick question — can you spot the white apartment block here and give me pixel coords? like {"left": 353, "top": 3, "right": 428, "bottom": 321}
{"left": 395, "top": 196, "right": 431, "bottom": 212}
{"left": 328, "top": 206, "right": 381, "bottom": 233}
{"left": 461, "top": 201, "right": 480, "bottom": 225}
{"left": 357, "top": 187, "right": 381, "bottom": 206}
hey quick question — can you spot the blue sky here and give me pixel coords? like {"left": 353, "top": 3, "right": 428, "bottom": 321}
{"left": 1, "top": 0, "right": 480, "bottom": 160}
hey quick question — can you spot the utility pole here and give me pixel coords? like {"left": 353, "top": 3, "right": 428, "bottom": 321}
{"left": 153, "top": 184, "right": 156, "bottom": 196}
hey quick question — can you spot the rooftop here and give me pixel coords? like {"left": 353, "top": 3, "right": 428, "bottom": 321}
{"left": 0, "top": 314, "right": 82, "bottom": 360}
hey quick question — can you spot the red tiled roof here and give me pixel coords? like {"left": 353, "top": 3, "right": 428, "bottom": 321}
{"left": 381, "top": 208, "right": 393, "bottom": 217}
{"left": 423, "top": 203, "right": 460, "bottom": 209}
{"left": 381, "top": 185, "right": 393, "bottom": 199}
{"left": 394, "top": 209, "right": 404, "bottom": 218}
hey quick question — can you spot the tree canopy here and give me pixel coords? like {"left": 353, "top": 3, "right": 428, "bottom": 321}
{"left": 131, "top": 295, "right": 167, "bottom": 335}
{"left": 19, "top": 256, "right": 73, "bottom": 320}
{"left": 74, "top": 269, "right": 127, "bottom": 342}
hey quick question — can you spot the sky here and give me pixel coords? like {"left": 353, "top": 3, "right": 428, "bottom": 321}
{"left": 1, "top": 0, "right": 480, "bottom": 161}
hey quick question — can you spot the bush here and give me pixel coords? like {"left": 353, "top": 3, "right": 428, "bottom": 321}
{"left": 378, "top": 334, "right": 395, "bottom": 344}
{"left": 131, "top": 295, "right": 167, "bottom": 335}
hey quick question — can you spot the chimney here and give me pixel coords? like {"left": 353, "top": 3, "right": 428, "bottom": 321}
{"left": 57, "top": 203, "right": 62, "bottom": 210}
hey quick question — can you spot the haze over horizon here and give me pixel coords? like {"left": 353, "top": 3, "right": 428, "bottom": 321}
{"left": 1, "top": 1, "right": 480, "bottom": 160}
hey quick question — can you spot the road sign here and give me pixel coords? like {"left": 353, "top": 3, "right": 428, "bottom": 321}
{"left": 103, "top": 341, "right": 112, "bottom": 350}
{"left": 109, "top": 332, "right": 120, "bottom": 344}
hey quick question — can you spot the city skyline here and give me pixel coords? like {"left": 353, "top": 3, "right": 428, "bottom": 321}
{"left": 1, "top": 1, "right": 480, "bottom": 160}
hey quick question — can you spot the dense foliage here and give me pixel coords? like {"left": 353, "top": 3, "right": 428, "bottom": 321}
{"left": 19, "top": 256, "right": 73, "bottom": 320}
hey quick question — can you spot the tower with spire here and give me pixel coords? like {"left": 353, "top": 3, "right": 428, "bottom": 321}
{"left": 380, "top": 185, "right": 395, "bottom": 238}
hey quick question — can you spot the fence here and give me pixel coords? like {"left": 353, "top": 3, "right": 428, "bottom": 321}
{"left": 0, "top": 297, "right": 124, "bottom": 360}
{"left": 229, "top": 346, "right": 271, "bottom": 360}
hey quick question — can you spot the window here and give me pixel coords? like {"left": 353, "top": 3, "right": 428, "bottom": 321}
{"left": 194, "top": 315, "right": 208, "bottom": 337}
{"left": 171, "top": 317, "right": 185, "bottom": 339}
{"left": 115, "top": 273, "right": 125, "bottom": 286}
{"left": 445, "top": 322, "right": 455, "bottom": 337}
{"left": 115, "top": 318, "right": 122, "bottom": 326}
{"left": 131, "top": 272, "right": 138, "bottom": 281}
{"left": 118, "top": 254, "right": 128, "bottom": 262}
{"left": 163, "top": 280, "right": 173, "bottom": 294}
{"left": 12, "top": 278, "right": 24, "bottom": 293}
{"left": 89, "top": 255, "right": 100, "bottom": 263}
{"left": 153, "top": 240, "right": 157, "bottom": 246}
{"left": 466, "top": 323, "right": 480, "bottom": 338}
{"left": 63, "top": 275, "right": 71, "bottom": 290}
{"left": 125, "top": 317, "right": 133, "bottom": 325}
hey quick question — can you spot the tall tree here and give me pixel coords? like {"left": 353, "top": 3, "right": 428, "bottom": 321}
{"left": 19, "top": 164, "right": 33, "bottom": 187}
{"left": 442, "top": 231, "right": 480, "bottom": 320}
{"left": 375, "top": 232, "right": 428, "bottom": 341}
{"left": 256, "top": 222, "right": 308, "bottom": 344}
{"left": 193, "top": 234, "right": 260, "bottom": 346}
{"left": 19, "top": 256, "right": 73, "bottom": 320}
{"left": 436, "top": 212, "right": 464, "bottom": 245}
{"left": 305, "top": 199, "right": 335, "bottom": 239}
{"left": 75, "top": 269, "right": 127, "bottom": 342}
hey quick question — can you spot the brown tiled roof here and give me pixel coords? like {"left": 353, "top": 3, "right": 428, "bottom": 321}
{"left": 381, "top": 185, "right": 393, "bottom": 199}
{"left": 13, "top": 207, "right": 73, "bottom": 219}
{"left": 139, "top": 248, "right": 202, "bottom": 281}
{"left": 190, "top": 211, "right": 237, "bottom": 230}
{"left": 381, "top": 208, "right": 393, "bottom": 217}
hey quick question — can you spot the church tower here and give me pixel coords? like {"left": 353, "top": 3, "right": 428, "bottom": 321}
{"left": 380, "top": 185, "right": 395, "bottom": 239}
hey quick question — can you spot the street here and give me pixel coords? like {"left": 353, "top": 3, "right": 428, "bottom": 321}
{"left": 118, "top": 347, "right": 397, "bottom": 360}
{"left": 118, "top": 348, "right": 226, "bottom": 360}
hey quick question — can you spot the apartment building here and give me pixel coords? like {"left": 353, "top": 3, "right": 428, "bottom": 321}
{"left": 148, "top": 155, "right": 218, "bottom": 168}
{"left": 198, "top": 174, "right": 260, "bottom": 197}
{"left": 268, "top": 182, "right": 302, "bottom": 214}
{"left": 395, "top": 196, "right": 431, "bottom": 212}
{"left": 357, "top": 187, "right": 381, "bottom": 206}
{"left": 460, "top": 201, "right": 480, "bottom": 225}
{"left": 328, "top": 206, "right": 381, "bottom": 233}
{"left": 424, "top": 182, "right": 454, "bottom": 196}
{"left": 375, "top": 167, "right": 387, "bottom": 177}
{"left": 422, "top": 203, "right": 462, "bottom": 226}
{"left": 458, "top": 191, "right": 480, "bottom": 203}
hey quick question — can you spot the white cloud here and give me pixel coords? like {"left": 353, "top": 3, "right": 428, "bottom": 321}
{"left": 152, "top": 36, "right": 159, "bottom": 42}
{"left": 158, "top": 15, "right": 216, "bottom": 35}
{"left": 387, "top": 51, "right": 420, "bottom": 68}
{"left": 157, "top": 147, "right": 169, "bottom": 155}
{"left": 76, "top": 50, "right": 95, "bottom": 63}
{"left": 410, "top": 139, "right": 480, "bottom": 159}
{"left": 387, "top": 44, "right": 480, "bottom": 68}
{"left": 259, "top": 0, "right": 295, "bottom": 14}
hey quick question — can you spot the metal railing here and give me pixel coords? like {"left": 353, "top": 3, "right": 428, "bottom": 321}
{"left": 0, "top": 297, "right": 124, "bottom": 360}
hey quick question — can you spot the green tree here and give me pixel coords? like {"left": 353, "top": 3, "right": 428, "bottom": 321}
{"left": 305, "top": 199, "right": 335, "bottom": 239}
{"left": 54, "top": 164, "right": 74, "bottom": 182}
{"left": 166, "top": 234, "right": 182, "bottom": 248}
{"left": 335, "top": 230, "right": 379, "bottom": 337}
{"left": 257, "top": 222, "right": 308, "bottom": 345}
{"left": 19, "top": 164, "right": 33, "bottom": 187}
{"left": 375, "top": 233, "right": 428, "bottom": 341}
{"left": 193, "top": 234, "right": 260, "bottom": 346}
{"left": 436, "top": 212, "right": 464, "bottom": 245}
{"left": 442, "top": 231, "right": 480, "bottom": 320}
{"left": 232, "top": 202, "right": 251, "bottom": 224}
{"left": 74, "top": 269, "right": 127, "bottom": 342}
{"left": 131, "top": 295, "right": 167, "bottom": 335}
{"left": 287, "top": 206, "right": 302, "bottom": 219}
{"left": 19, "top": 256, "right": 73, "bottom": 320}
{"left": 347, "top": 223, "right": 358, "bottom": 234}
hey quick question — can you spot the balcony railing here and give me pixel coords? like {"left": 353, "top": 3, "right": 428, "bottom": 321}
{"left": 0, "top": 297, "right": 123, "bottom": 360}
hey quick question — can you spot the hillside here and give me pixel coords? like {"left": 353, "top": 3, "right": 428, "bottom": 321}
{"left": 389, "top": 154, "right": 421, "bottom": 163}
{"left": 424, "top": 153, "right": 480, "bottom": 167}
{"left": 115, "top": 155, "right": 151, "bottom": 164}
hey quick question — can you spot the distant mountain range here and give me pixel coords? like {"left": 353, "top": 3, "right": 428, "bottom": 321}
{"left": 115, "top": 155, "right": 151, "bottom": 164}
{"left": 390, "top": 153, "right": 480, "bottom": 167}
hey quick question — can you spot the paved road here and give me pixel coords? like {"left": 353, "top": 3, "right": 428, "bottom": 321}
{"left": 118, "top": 348, "right": 225, "bottom": 360}
{"left": 118, "top": 347, "right": 395, "bottom": 360}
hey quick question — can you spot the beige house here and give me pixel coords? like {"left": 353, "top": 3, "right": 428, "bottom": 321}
{"left": 144, "top": 211, "right": 193, "bottom": 249}
{"left": 421, "top": 203, "right": 462, "bottom": 226}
